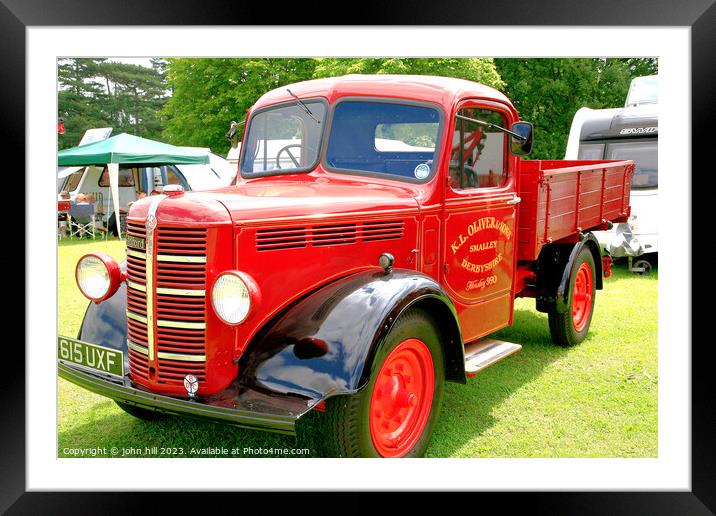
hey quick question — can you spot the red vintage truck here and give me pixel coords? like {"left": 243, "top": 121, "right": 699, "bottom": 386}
{"left": 59, "top": 75, "right": 633, "bottom": 458}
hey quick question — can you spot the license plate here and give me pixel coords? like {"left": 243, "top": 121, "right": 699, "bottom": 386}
{"left": 58, "top": 336, "right": 124, "bottom": 378}
{"left": 126, "top": 234, "right": 145, "bottom": 250}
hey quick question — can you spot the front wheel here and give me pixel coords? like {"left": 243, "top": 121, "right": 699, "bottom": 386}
{"left": 548, "top": 246, "right": 596, "bottom": 347}
{"left": 322, "top": 309, "right": 445, "bottom": 458}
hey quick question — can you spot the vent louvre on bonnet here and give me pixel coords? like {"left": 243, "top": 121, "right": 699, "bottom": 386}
{"left": 256, "top": 220, "right": 404, "bottom": 251}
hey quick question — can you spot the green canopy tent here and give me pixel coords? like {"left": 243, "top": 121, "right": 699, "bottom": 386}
{"left": 58, "top": 133, "right": 210, "bottom": 238}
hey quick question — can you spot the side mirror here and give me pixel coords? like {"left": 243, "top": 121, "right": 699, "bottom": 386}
{"left": 510, "top": 121, "right": 533, "bottom": 156}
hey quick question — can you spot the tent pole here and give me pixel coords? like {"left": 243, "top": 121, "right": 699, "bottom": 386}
{"left": 108, "top": 163, "right": 122, "bottom": 239}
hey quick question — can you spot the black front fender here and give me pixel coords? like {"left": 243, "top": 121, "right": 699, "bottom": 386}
{"left": 238, "top": 268, "right": 465, "bottom": 405}
{"left": 78, "top": 282, "right": 129, "bottom": 372}
{"left": 72, "top": 266, "right": 464, "bottom": 424}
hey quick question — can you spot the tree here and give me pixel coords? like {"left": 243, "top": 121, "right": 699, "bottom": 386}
{"left": 313, "top": 58, "right": 504, "bottom": 90}
{"left": 91, "top": 60, "right": 168, "bottom": 140}
{"left": 160, "top": 57, "right": 656, "bottom": 158}
{"left": 494, "top": 58, "right": 658, "bottom": 159}
{"left": 58, "top": 59, "right": 169, "bottom": 149}
{"left": 161, "top": 58, "right": 504, "bottom": 153}
{"left": 161, "top": 58, "right": 318, "bottom": 152}
{"left": 57, "top": 58, "right": 108, "bottom": 148}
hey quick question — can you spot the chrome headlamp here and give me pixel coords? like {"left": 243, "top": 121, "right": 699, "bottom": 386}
{"left": 76, "top": 253, "right": 122, "bottom": 303}
{"left": 211, "top": 271, "right": 259, "bottom": 325}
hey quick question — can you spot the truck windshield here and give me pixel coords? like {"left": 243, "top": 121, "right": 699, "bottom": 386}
{"left": 325, "top": 100, "right": 441, "bottom": 182}
{"left": 606, "top": 141, "right": 658, "bottom": 189}
{"left": 240, "top": 99, "right": 326, "bottom": 176}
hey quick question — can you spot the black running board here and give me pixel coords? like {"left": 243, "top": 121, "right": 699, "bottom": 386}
{"left": 464, "top": 338, "right": 522, "bottom": 374}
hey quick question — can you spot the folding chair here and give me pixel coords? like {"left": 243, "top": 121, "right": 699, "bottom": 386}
{"left": 57, "top": 200, "right": 71, "bottom": 239}
{"left": 93, "top": 207, "right": 109, "bottom": 240}
{"left": 69, "top": 202, "right": 96, "bottom": 239}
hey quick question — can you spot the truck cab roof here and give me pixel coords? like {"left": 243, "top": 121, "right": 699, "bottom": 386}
{"left": 253, "top": 74, "right": 514, "bottom": 113}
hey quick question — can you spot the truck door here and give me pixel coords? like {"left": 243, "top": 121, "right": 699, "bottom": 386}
{"left": 442, "top": 102, "right": 519, "bottom": 342}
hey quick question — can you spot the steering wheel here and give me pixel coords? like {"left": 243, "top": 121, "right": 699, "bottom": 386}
{"left": 448, "top": 161, "right": 480, "bottom": 189}
{"left": 462, "top": 164, "right": 480, "bottom": 188}
{"left": 276, "top": 144, "right": 302, "bottom": 169}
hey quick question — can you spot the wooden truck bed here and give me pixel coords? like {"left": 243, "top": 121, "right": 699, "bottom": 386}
{"left": 517, "top": 159, "right": 634, "bottom": 261}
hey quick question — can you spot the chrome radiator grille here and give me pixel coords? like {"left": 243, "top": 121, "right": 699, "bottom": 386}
{"left": 125, "top": 221, "right": 208, "bottom": 389}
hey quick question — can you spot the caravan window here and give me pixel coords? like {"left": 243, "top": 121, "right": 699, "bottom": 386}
{"left": 98, "top": 167, "right": 136, "bottom": 187}
{"left": 606, "top": 141, "right": 658, "bottom": 189}
{"left": 577, "top": 143, "right": 605, "bottom": 160}
{"left": 64, "top": 169, "right": 85, "bottom": 192}
{"left": 165, "top": 167, "right": 183, "bottom": 185}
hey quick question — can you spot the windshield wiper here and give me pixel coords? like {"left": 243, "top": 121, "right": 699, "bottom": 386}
{"left": 286, "top": 89, "right": 320, "bottom": 124}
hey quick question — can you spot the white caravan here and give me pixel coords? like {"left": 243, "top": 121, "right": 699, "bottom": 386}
{"left": 564, "top": 76, "right": 658, "bottom": 274}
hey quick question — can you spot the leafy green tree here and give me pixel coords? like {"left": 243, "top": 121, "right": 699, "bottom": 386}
{"left": 313, "top": 57, "right": 504, "bottom": 90}
{"left": 164, "top": 57, "right": 659, "bottom": 158}
{"left": 162, "top": 58, "right": 503, "bottom": 153}
{"left": 161, "top": 58, "right": 317, "bottom": 152}
{"left": 494, "top": 58, "right": 658, "bottom": 159}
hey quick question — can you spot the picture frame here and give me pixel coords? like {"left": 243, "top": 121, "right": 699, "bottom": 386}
{"left": 7, "top": 0, "right": 709, "bottom": 511}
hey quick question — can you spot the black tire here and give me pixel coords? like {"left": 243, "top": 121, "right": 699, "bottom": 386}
{"left": 322, "top": 308, "right": 445, "bottom": 458}
{"left": 548, "top": 246, "right": 597, "bottom": 347}
{"left": 633, "top": 259, "right": 652, "bottom": 275}
{"left": 115, "top": 401, "right": 168, "bottom": 421}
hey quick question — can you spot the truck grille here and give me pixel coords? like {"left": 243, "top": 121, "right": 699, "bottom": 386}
{"left": 126, "top": 221, "right": 208, "bottom": 390}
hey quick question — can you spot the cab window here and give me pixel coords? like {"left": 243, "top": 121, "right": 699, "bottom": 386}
{"left": 241, "top": 100, "right": 326, "bottom": 175}
{"left": 449, "top": 108, "right": 507, "bottom": 190}
{"left": 325, "top": 101, "right": 441, "bottom": 182}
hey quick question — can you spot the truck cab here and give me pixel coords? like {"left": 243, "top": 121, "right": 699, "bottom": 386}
{"left": 61, "top": 75, "right": 633, "bottom": 457}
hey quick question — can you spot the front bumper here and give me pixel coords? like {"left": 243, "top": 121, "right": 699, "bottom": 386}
{"left": 59, "top": 362, "right": 303, "bottom": 435}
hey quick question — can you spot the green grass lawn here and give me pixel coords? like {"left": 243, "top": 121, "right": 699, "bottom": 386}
{"left": 57, "top": 238, "right": 657, "bottom": 458}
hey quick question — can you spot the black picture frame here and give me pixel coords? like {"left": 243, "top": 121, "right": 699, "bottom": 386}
{"left": 7, "top": 0, "right": 710, "bottom": 512}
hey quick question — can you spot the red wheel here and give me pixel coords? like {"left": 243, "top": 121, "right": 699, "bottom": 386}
{"left": 369, "top": 338, "right": 434, "bottom": 458}
{"left": 548, "top": 246, "right": 597, "bottom": 347}
{"left": 322, "top": 309, "right": 445, "bottom": 457}
{"left": 571, "top": 263, "right": 593, "bottom": 332}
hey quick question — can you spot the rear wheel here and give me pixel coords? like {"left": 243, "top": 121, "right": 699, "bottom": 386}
{"left": 322, "top": 309, "right": 445, "bottom": 458}
{"left": 548, "top": 246, "right": 596, "bottom": 347}
{"left": 115, "top": 401, "right": 168, "bottom": 421}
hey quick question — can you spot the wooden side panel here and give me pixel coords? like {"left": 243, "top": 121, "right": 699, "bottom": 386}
{"left": 517, "top": 160, "right": 633, "bottom": 262}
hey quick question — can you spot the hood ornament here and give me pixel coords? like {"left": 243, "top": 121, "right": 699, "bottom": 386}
{"left": 183, "top": 374, "right": 199, "bottom": 398}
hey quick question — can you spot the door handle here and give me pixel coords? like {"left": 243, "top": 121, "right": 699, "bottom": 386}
{"left": 506, "top": 195, "right": 522, "bottom": 206}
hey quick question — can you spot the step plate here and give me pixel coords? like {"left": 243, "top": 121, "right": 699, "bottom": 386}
{"left": 464, "top": 338, "right": 522, "bottom": 374}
